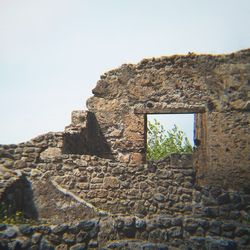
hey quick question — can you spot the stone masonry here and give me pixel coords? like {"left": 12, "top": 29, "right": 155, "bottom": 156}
{"left": 0, "top": 49, "right": 249, "bottom": 249}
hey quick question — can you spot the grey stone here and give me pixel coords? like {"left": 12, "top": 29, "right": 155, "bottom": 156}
{"left": 206, "top": 239, "right": 237, "bottom": 250}
{"left": 114, "top": 219, "right": 124, "bottom": 230}
{"left": 88, "top": 241, "right": 98, "bottom": 248}
{"left": 0, "top": 224, "right": 7, "bottom": 231}
{"left": 235, "top": 227, "right": 249, "bottom": 237}
{"left": 184, "top": 218, "right": 199, "bottom": 233}
{"left": 154, "top": 193, "right": 165, "bottom": 202}
{"left": 149, "top": 229, "right": 163, "bottom": 241}
{"left": 15, "top": 236, "right": 32, "bottom": 249}
{"left": 70, "top": 243, "right": 87, "bottom": 250}
{"left": 135, "top": 218, "right": 146, "bottom": 229}
{"left": 52, "top": 224, "right": 68, "bottom": 234}
{"left": 167, "top": 226, "right": 182, "bottom": 238}
{"left": 217, "top": 193, "right": 230, "bottom": 205}
{"left": 3, "top": 227, "right": 18, "bottom": 238}
{"left": 77, "top": 220, "right": 96, "bottom": 231}
{"left": 141, "top": 243, "right": 168, "bottom": 250}
{"left": 107, "top": 241, "right": 128, "bottom": 248}
{"left": 209, "top": 221, "right": 222, "bottom": 236}
{"left": 35, "top": 225, "right": 51, "bottom": 234}
{"left": 222, "top": 223, "right": 236, "bottom": 232}
{"left": 32, "top": 232, "right": 42, "bottom": 244}
{"left": 203, "top": 207, "right": 219, "bottom": 218}
{"left": 19, "top": 224, "right": 34, "bottom": 235}
{"left": 158, "top": 217, "right": 171, "bottom": 228}
{"left": 39, "top": 238, "right": 54, "bottom": 250}
{"left": 171, "top": 218, "right": 182, "bottom": 226}
{"left": 76, "top": 231, "right": 88, "bottom": 243}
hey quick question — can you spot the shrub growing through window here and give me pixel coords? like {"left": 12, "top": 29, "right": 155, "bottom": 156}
{"left": 147, "top": 119, "right": 193, "bottom": 160}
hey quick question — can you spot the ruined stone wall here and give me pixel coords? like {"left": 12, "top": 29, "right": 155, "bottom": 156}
{"left": 1, "top": 215, "right": 250, "bottom": 249}
{"left": 1, "top": 140, "right": 250, "bottom": 225}
{"left": 0, "top": 49, "right": 249, "bottom": 249}
{"left": 87, "top": 49, "right": 250, "bottom": 189}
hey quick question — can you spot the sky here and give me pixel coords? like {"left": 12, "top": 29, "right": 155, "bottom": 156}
{"left": 0, "top": 0, "right": 249, "bottom": 144}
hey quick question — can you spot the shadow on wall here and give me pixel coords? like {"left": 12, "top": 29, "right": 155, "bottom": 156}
{"left": 0, "top": 176, "right": 38, "bottom": 220}
{"left": 62, "top": 112, "right": 113, "bottom": 159}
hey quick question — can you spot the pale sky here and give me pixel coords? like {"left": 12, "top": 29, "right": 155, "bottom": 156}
{"left": 0, "top": 0, "right": 249, "bottom": 144}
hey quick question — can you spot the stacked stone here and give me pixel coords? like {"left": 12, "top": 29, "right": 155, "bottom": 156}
{"left": 0, "top": 216, "right": 249, "bottom": 249}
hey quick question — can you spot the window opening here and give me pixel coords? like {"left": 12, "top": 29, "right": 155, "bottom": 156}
{"left": 146, "top": 114, "right": 195, "bottom": 161}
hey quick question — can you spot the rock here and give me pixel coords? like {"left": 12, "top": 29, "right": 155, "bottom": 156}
{"left": 3, "top": 227, "right": 18, "bottom": 238}
{"left": 39, "top": 238, "right": 54, "bottom": 250}
{"left": 149, "top": 229, "right": 163, "bottom": 241}
{"left": 206, "top": 239, "right": 237, "bottom": 250}
{"left": 63, "top": 232, "right": 75, "bottom": 244}
{"left": 111, "top": 166, "right": 124, "bottom": 175}
{"left": 70, "top": 243, "right": 87, "bottom": 250}
{"left": 158, "top": 217, "right": 171, "bottom": 228}
{"left": 197, "top": 219, "right": 209, "bottom": 230}
{"left": 171, "top": 218, "right": 182, "bottom": 226}
{"left": 229, "top": 210, "right": 241, "bottom": 219}
{"left": 135, "top": 218, "right": 146, "bottom": 229}
{"left": 91, "top": 177, "right": 103, "bottom": 183}
{"left": 0, "top": 239, "right": 8, "bottom": 250}
{"left": 130, "top": 153, "right": 143, "bottom": 165}
{"left": 88, "top": 241, "right": 98, "bottom": 248}
{"left": 77, "top": 220, "right": 96, "bottom": 231}
{"left": 31, "top": 232, "right": 42, "bottom": 244}
{"left": 217, "top": 193, "right": 230, "bottom": 205}
{"left": 114, "top": 218, "right": 124, "bottom": 229}
{"left": 167, "top": 226, "right": 182, "bottom": 238}
{"left": 34, "top": 226, "right": 51, "bottom": 234}
{"left": 142, "top": 243, "right": 168, "bottom": 250}
{"left": 190, "top": 237, "right": 206, "bottom": 249}
{"left": 76, "top": 231, "right": 88, "bottom": 243}
{"left": 19, "top": 224, "right": 34, "bottom": 235}
{"left": 0, "top": 224, "right": 7, "bottom": 231}
{"left": 103, "top": 177, "right": 120, "bottom": 188}
{"left": 230, "top": 193, "right": 241, "bottom": 204}
{"left": 209, "top": 221, "right": 222, "bottom": 236}
{"left": 15, "top": 236, "right": 31, "bottom": 249}
{"left": 52, "top": 224, "right": 68, "bottom": 234}
{"left": 56, "top": 244, "right": 68, "bottom": 250}
{"left": 14, "top": 160, "right": 27, "bottom": 169}
{"left": 235, "top": 226, "right": 249, "bottom": 237}
{"left": 203, "top": 207, "right": 219, "bottom": 218}
{"left": 154, "top": 193, "right": 165, "bottom": 202}
{"left": 107, "top": 241, "right": 128, "bottom": 248}
{"left": 222, "top": 223, "right": 236, "bottom": 232}
{"left": 183, "top": 218, "right": 199, "bottom": 233}
{"left": 124, "top": 217, "right": 135, "bottom": 228}
{"left": 40, "top": 147, "right": 61, "bottom": 159}
{"left": 237, "top": 235, "right": 250, "bottom": 246}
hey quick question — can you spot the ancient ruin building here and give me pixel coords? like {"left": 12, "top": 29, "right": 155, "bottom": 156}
{"left": 0, "top": 49, "right": 249, "bottom": 249}
{"left": 65, "top": 48, "right": 250, "bottom": 189}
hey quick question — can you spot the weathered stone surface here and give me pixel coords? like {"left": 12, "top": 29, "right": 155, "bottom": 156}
{"left": 0, "top": 49, "right": 250, "bottom": 249}
{"left": 103, "top": 176, "right": 120, "bottom": 189}
{"left": 40, "top": 147, "right": 61, "bottom": 159}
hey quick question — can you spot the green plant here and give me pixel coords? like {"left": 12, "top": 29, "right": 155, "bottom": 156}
{"left": 147, "top": 119, "right": 193, "bottom": 160}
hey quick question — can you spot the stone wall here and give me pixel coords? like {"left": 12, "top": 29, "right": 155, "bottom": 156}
{"left": 87, "top": 49, "right": 250, "bottom": 189}
{"left": 0, "top": 215, "right": 250, "bottom": 249}
{"left": 1, "top": 139, "right": 249, "bottom": 225}
{"left": 0, "top": 49, "right": 249, "bottom": 249}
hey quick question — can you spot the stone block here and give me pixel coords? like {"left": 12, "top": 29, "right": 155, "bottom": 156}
{"left": 103, "top": 176, "right": 120, "bottom": 189}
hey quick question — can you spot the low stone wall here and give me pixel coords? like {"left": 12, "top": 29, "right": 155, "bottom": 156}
{"left": 0, "top": 215, "right": 249, "bottom": 249}
{"left": 0, "top": 134, "right": 250, "bottom": 249}
{"left": 1, "top": 139, "right": 250, "bottom": 224}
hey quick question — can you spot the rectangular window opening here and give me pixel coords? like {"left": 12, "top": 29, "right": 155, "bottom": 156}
{"left": 146, "top": 113, "right": 196, "bottom": 161}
